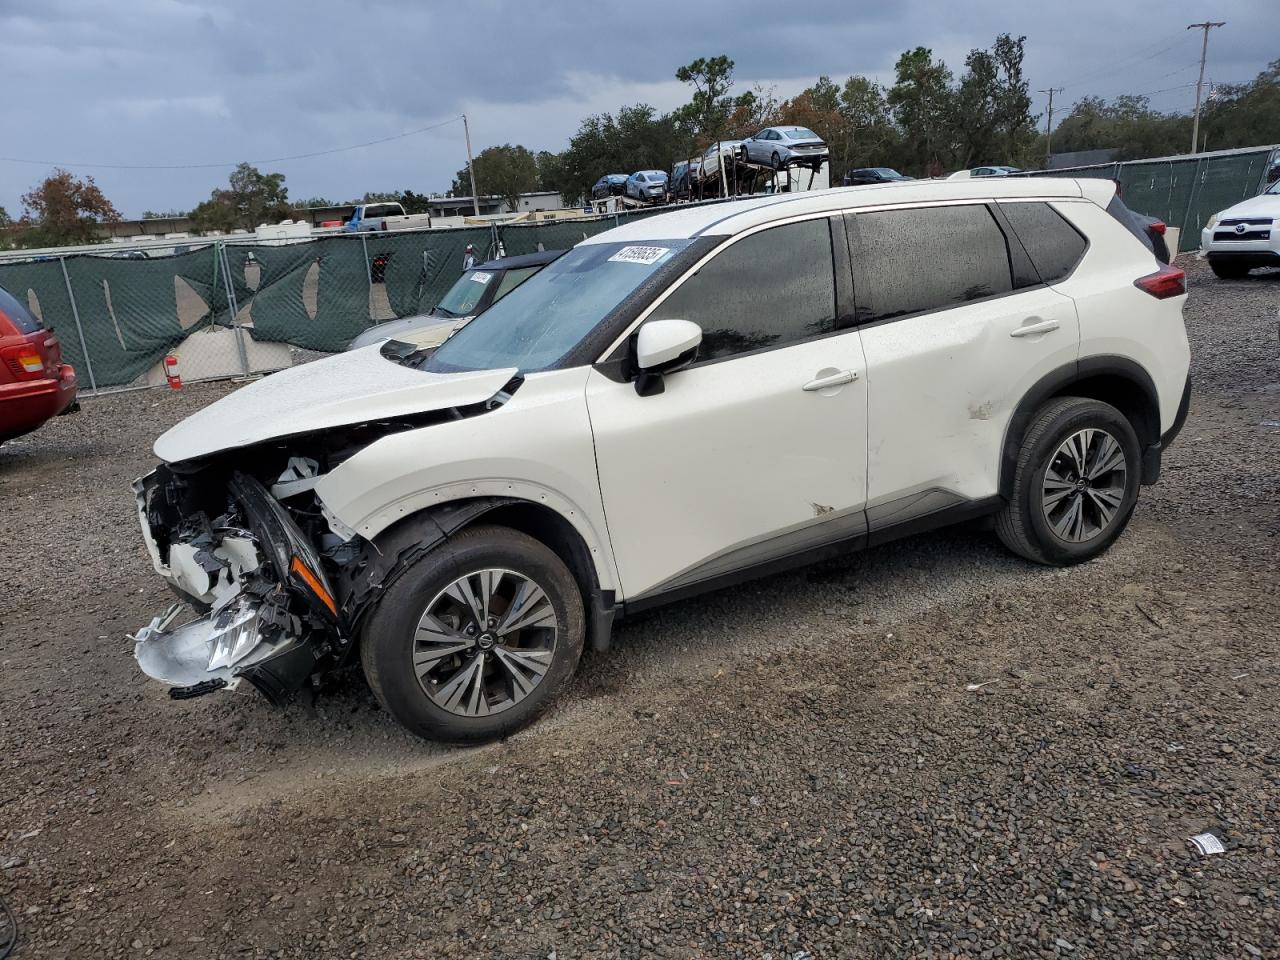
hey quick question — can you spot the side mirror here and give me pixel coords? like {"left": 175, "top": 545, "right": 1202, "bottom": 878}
{"left": 633, "top": 319, "right": 702, "bottom": 396}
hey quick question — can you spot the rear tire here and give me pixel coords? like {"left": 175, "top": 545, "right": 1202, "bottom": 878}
{"left": 1209, "top": 259, "right": 1250, "bottom": 279}
{"left": 360, "top": 524, "right": 585, "bottom": 744}
{"left": 995, "top": 397, "right": 1141, "bottom": 566}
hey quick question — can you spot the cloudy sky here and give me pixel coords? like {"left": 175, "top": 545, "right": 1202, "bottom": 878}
{"left": 0, "top": 0, "right": 1274, "bottom": 218}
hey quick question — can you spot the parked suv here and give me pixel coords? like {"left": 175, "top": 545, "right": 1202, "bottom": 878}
{"left": 131, "top": 178, "right": 1191, "bottom": 744}
{"left": 1200, "top": 177, "right": 1280, "bottom": 278}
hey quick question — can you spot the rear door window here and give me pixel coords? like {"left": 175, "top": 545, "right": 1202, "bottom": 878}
{"left": 853, "top": 204, "right": 1013, "bottom": 322}
{"left": 1000, "top": 201, "right": 1088, "bottom": 282}
{"left": 646, "top": 217, "right": 837, "bottom": 363}
{"left": 0, "top": 286, "right": 44, "bottom": 333}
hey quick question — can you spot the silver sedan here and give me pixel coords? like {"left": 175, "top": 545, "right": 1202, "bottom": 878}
{"left": 739, "top": 127, "right": 828, "bottom": 169}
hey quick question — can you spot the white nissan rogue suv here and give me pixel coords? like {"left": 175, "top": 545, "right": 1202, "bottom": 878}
{"left": 131, "top": 177, "right": 1192, "bottom": 743}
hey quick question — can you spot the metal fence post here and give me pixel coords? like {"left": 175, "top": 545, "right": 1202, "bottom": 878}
{"left": 360, "top": 233, "right": 373, "bottom": 289}
{"left": 58, "top": 255, "right": 97, "bottom": 395}
{"left": 219, "top": 242, "right": 250, "bottom": 376}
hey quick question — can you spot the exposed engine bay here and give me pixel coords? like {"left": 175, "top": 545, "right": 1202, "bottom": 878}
{"left": 129, "top": 384, "right": 519, "bottom": 703}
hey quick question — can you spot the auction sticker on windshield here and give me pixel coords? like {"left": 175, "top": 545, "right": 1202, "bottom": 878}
{"left": 470, "top": 271, "right": 492, "bottom": 283}
{"left": 608, "top": 246, "right": 670, "bottom": 265}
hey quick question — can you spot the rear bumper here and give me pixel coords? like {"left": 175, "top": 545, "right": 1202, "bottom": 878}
{"left": 0, "top": 364, "right": 78, "bottom": 439}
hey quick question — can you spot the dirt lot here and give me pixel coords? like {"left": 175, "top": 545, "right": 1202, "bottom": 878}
{"left": 1, "top": 258, "right": 1277, "bottom": 959}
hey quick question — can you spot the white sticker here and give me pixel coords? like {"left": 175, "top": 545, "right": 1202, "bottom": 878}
{"left": 470, "top": 271, "right": 492, "bottom": 283}
{"left": 608, "top": 245, "right": 670, "bottom": 265}
{"left": 1188, "top": 832, "right": 1225, "bottom": 855}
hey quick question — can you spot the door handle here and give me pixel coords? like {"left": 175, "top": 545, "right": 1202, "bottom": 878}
{"left": 1010, "top": 318, "right": 1061, "bottom": 338}
{"left": 802, "top": 369, "right": 857, "bottom": 392}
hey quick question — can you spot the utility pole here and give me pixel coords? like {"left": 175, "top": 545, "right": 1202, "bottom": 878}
{"left": 1039, "top": 87, "right": 1064, "bottom": 167}
{"left": 1187, "top": 21, "right": 1225, "bottom": 154}
{"left": 462, "top": 113, "right": 480, "bottom": 217}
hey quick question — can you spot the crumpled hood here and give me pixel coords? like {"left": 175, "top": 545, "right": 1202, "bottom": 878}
{"left": 154, "top": 345, "right": 517, "bottom": 463}
{"left": 1216, "top": 192, "right": 1280, "bottom": 221}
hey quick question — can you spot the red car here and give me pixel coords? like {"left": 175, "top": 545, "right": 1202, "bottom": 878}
{"left": 0, "top": 284, "right": 78, "bottom": 444}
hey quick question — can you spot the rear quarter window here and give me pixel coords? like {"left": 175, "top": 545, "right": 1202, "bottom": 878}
{"left": 0, "top": 286, "right": 44, "bottom": 334}
{"left": 1000, "top": 202, "right": 1088, "bottom": 283}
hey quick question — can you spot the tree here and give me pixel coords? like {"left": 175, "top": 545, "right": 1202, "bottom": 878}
{"left": 950, "top": 35, "right": 1037, "bottom": 168}
{"left": 556, "top": 107, "right": 693, "bottom": 204}
{"left": 293, "top": 196, "right": 337, "bottom": 209}
{"left": 0, "top": 206, "right": 11, "bottom": 228}
{"left": 675, "top": 55, "right": 756, "bottom": 143}
{"left": 140, "top": 208, "right": 187, "bottom": 219}
{"left": 450, "top": 144, "right": 541, "bottom": 211}
{"left": 18, "top": 169, "right": 121, "bottom": 246}
{"left": 887, "top": 47, "right": 954, "bottom": 175}
{"left": 190, "top": 162, "right": 291, "bottom": 232}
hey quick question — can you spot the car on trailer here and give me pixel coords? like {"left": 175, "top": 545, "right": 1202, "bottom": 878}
{"left": 739, "top": 127, "right": 828, "bottom": 169}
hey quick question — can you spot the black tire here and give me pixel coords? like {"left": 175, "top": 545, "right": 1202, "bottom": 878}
{"left": 360, "top": 524, "right": 585, "bottom": 744}
{"left": 771, "top": 151, "right": 782, "bottom": 170}
{"left": 995, "top": 397, "right": 1142, "bottom": 566}
{"left": 1209, "top": 259, "right": 1250, "bottom": 279}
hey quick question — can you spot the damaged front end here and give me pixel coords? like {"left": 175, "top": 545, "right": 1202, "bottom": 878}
{"left": 131, "top": 464, "right": 346, "bottom": 703}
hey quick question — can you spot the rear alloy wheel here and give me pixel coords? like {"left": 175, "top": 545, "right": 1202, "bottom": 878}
{"left": 996, "top": 397, "right": 1141, "bottom": 565}
{"left": 361, "top": 525, "right": 584, "bottom": 743}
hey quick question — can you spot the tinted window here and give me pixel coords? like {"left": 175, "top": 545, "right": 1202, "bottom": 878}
{"left": 493, "top": 266, "right": 539, "bottom": 302}
{"left": 1001, "top": 202, "right": 1088, "bottom": 283}
{"left": 0, "top": 286, "right": 43, "bottom": 333}
{"left": 647, "top": 218, "right": 836, "bottom": 363}
{"left": 855, "top": 204, "right": 1013, "bottom": 322}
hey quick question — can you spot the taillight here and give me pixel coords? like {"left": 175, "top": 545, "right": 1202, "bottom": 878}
{"left": 2, "top": 344, "right": 47, "bottom": 379}
{"left": 1148, "top": 220, "right": 1167, "bottom": 235}
{"left": 1134, "top": 265, "right": 1186, "bottom": 299}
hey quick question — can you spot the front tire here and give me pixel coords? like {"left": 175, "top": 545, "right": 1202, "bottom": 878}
{"left": 995, "top": 397, "right": 1141, "bottom": 566}
{"left": 360, "top": 524, "right": 585, "bottom": 743}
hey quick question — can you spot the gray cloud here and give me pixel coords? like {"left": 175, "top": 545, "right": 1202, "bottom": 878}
{"left": 0, "top": 0, "right": 1274, "bottom": 217}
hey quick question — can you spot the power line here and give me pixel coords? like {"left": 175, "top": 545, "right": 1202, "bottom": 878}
{"left": 0, "top": 115, "right": 464, "bottom": 171}
{"left": 1057, "top": 28, "right": 1192, "bottom": 90}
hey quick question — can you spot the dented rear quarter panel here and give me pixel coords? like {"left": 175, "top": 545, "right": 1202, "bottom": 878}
{"left": 313, "top": 367, "right": 621, "bottom": 594}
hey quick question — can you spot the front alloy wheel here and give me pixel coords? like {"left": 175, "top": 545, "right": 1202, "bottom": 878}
{"left": 414, "top": 569, "right": 558, "bottom": 717}
{"left": 360, "top": 525, "right": 585, "bottom": 743}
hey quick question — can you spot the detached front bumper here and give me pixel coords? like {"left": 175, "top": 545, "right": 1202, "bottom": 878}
{"left": 131, "top": 468, "right": 343, "bottom": 702}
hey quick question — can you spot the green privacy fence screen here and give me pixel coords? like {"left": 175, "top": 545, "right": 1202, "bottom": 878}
{"left": 1028, "top": 145, "right": 1280, "bottom": 253}
{"left": 0, "top": 202, "right": 718, "bottom": 392}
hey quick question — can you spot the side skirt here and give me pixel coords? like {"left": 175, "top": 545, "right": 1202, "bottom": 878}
{"left": 620, "top": 495, "right": 1004, "bottom": 618}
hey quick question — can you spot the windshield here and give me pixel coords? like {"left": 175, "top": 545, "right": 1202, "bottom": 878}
{"left": 785, "top": 128, "right": 819, "bottom": 140}
{"left": 433, "top": 269, "right": 496, "bottom": 318}
{"left": 426, "top": 239, "right": 692, "bottom": 374}
{"left": 1267, "top": 179, "right": 1280, "bottom": 195}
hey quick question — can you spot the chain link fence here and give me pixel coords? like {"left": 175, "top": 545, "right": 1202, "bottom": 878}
{"left": 1027, "top": 144, "right": 1280, "bottom": 253}
{"left": 0, "top": 202, "right": 720, "bottom": 396}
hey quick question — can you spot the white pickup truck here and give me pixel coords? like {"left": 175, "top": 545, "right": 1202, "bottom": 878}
{"left": 343, "top": 202, "right": 433, "bottom": 233}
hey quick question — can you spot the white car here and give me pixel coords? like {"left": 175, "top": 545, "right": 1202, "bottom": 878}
{"left": 131, "top": 177, "right": 1191, "bottom": 743}
{"left": 695, "top": 140, "right": 742, "bottom": 181}
{"left": 1200, "top": 177, "right": 1280, "bottom": 278}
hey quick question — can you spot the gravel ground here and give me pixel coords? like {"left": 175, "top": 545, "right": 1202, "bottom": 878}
{"left": 1, "top": 258, "right": 1277, "bottom": 959}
